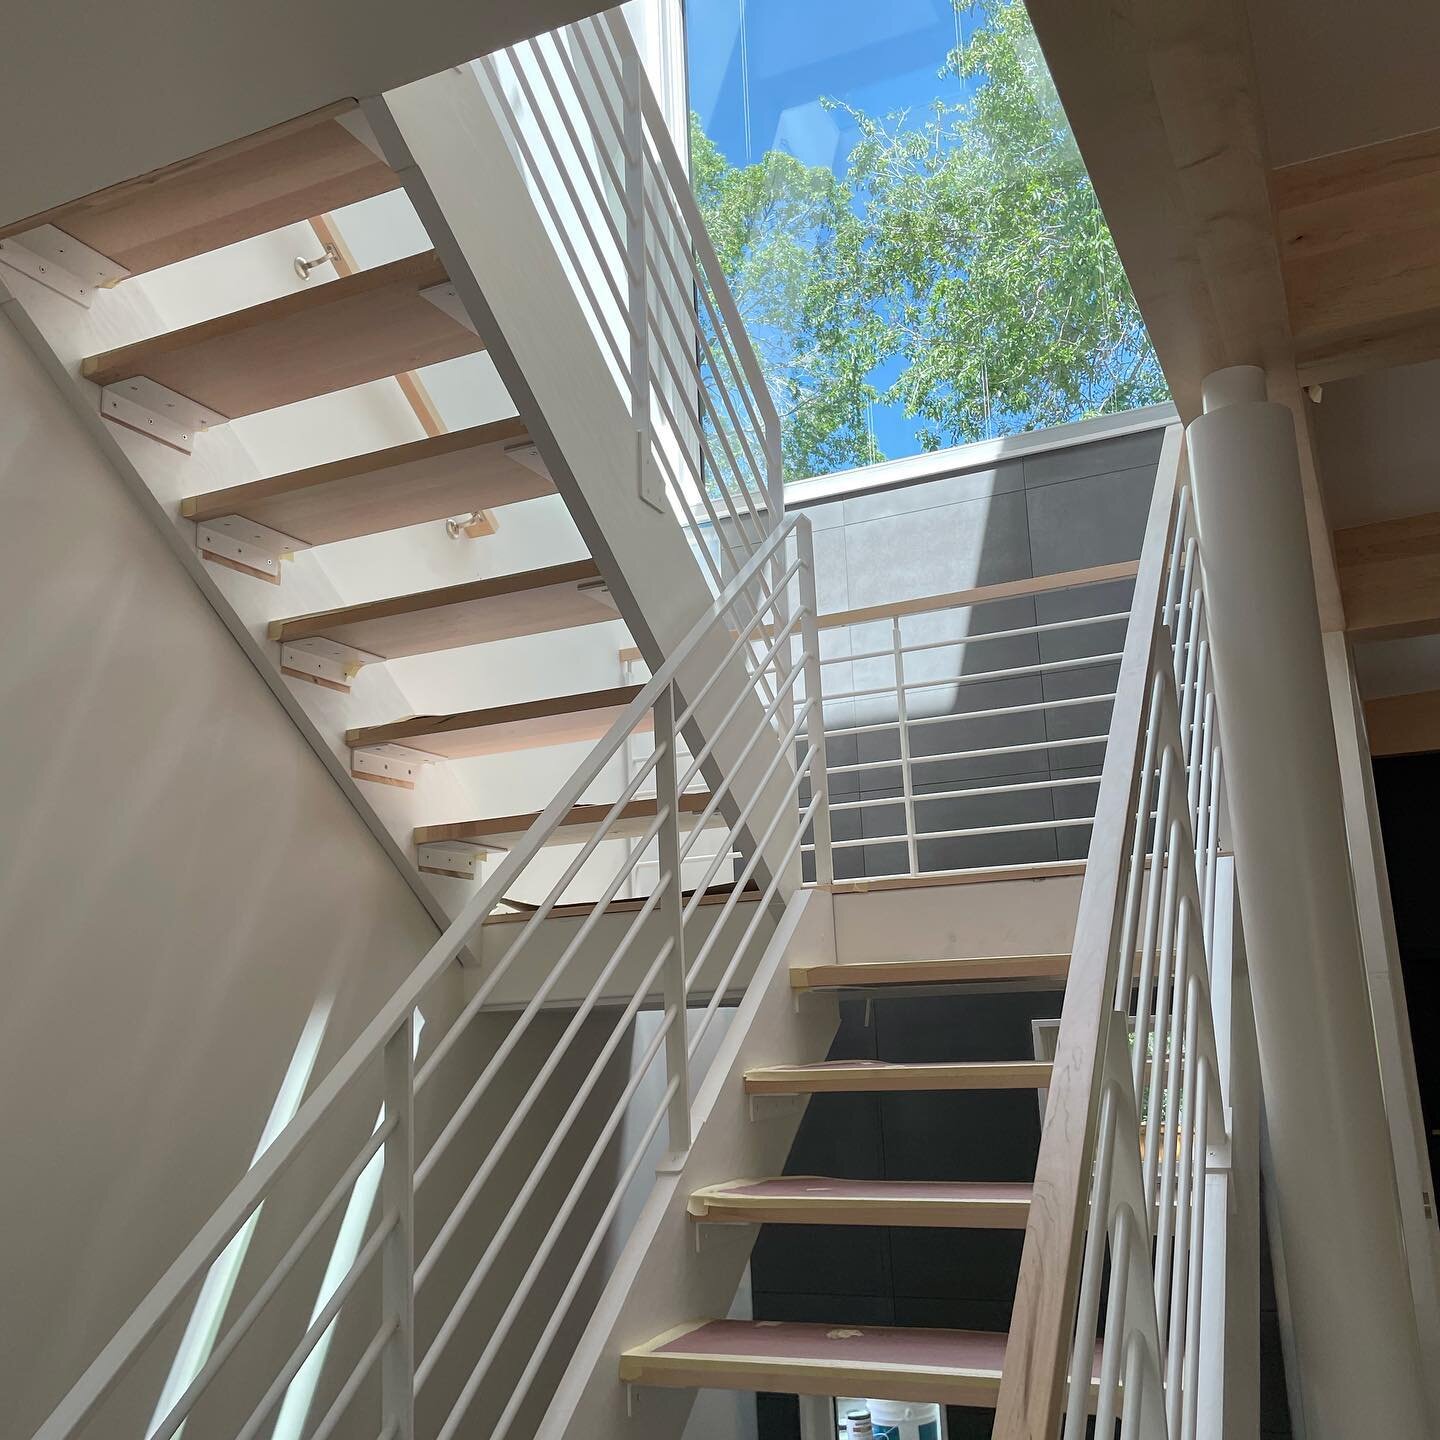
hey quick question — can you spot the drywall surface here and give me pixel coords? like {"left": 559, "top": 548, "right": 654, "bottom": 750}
{"left": 0, "top": 0, "right": 609, "bottom": 229}
{"left": 0, "top": 309, "right": 452, "bottom": 1435}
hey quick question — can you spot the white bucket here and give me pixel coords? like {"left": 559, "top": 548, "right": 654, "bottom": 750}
{"left": 865, "top": 1398, "right": 943, "bottom": 1440}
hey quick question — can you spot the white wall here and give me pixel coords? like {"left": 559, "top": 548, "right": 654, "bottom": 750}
{"left": 0, "top": 0, "right": 612, "bottom": 228}
{"left": 0, "top": 304, "right": 459, "bottom": 1436}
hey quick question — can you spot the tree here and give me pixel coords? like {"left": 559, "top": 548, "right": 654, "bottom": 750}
{"left": 690, "top": 0, "right": 1168, "bottom": 481}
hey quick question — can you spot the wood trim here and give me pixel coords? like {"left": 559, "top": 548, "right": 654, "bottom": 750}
{"left": 742, "top": 1060, "right": 1054, "bottom": 1095}
{"left": 992, "top": 426, "right": 1181, "bottom": 1439}
{"left": 1335, "top": 509, "right": 1440, "bottom": 640}
{"left": 1364, "top": 689, "right": 1440, "bottom": 757}
{"left": 791, "top": 954, "right": 1071, "bottom": 990}
{"left": 815, "top": 560, "right": 1139, "bottom": 632}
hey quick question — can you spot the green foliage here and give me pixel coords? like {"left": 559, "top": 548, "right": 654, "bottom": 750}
{"left": 690, "top": 0, "right": 1168, "bottom": 482}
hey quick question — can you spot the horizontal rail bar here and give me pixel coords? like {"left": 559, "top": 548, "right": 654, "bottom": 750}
{"left": 816, "top": 561, "right": 1139, "bottom": 632}
{"left": 817, "top": 611, "right": 1130, "bottom": 667}
{"left": 827, "top": 774, "right": 1101, "bottom": 813}
{"left": 826, "top": 731, "right": 1108, "bottom": 776}
{"left": 823, "top": 652, "right": 1123, "bottom": 704}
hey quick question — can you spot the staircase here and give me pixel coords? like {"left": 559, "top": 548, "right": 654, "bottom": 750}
{"left": 9, "top": 13, "right": 1261, "bottom": 1440}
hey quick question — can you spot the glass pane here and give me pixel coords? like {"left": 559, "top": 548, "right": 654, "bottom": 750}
{"left": 685, "top": 0, "right": 1168, "bottom": 483}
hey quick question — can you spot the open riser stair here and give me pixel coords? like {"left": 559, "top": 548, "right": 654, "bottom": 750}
{"left": 9, "top": 4, "right": 1265, "bottom": 1435}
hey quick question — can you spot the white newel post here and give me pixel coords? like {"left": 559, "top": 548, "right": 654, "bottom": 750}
{"left": 1186, "top": 366, "right": 1428, "bottom": 1440}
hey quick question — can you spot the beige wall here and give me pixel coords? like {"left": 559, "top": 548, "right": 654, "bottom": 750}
{"left": 0, "top": 310, "right": 454, "bottom": 1435}
{"left": 0, "top": 0, "right": 610, "bottom": 228}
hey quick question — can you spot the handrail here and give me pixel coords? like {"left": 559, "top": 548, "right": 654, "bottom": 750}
{"left": 993, "top": 423, "right": 1248, "bottom": 1438}
{"left": 32, "top": 512, "right": 831, "bottom": 1440}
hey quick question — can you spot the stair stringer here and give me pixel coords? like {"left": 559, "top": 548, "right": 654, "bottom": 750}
{"left": 536, "top": 885, "right": 841, "bottom": 1440}
{"left": 367, "top": 68, "right": 801, "bottom": 905}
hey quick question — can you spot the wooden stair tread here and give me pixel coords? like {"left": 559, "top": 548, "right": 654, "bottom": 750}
{"left": 689, "top": 1176, "right": 1032, "bottom": 1229}
{"left": 0, "top": 103, "right": 400, "bottom": 277}
{"left": 181, "top": 418, "right": 552, "bottom": 545}
{"left": 416, "top": 791, "right": 718, "bottom": 852}
{"left": 82, "top": 250, "right": 482, "bottom": 419}
{"left": 792, "top": 954, "right": 1071, "bottom": 990}
{"left": 742, "top": 1059, "right": 1053, "bottom": 1094}
{"left": 269, "top": 559, "right": 613, "bottom": 660}
{"left": 349, "top": 685, "right": 647, "bottom": 760}
{"left": 481, "top": 879, "right": 760, "bottom": 924}
{"left": 620, "top": 1319, "right": 1011, "bottom": 1407}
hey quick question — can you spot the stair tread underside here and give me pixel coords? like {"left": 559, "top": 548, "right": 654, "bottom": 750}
{"left": 269, "top": 558, "right": 612, "bottom": 659}
{"left": 742, "top": 1059, "right": 1053, "bottom": 1094}
{"left": 690, "top": 1176, "right": 1032, "bottom": 1228}
{"left": 349, "top": 684, "right": 647, "bottom": 759}
{"left": 620, "top": 1319, "right": 1011, "bottom": 1407}
{"left": 182, "top": 418, "right": 552, "bottom": 545}
{"left": 415, "top": 790, "right": 719, "bottom": 852}
{"left": 82, "top": 250, "right": 481, "bottom": 418}
{"left": 792, "top": 954, "right": 1071, "bottom": 989}
{"left": 0, "top": 103, "right": 399, "bottom": 277}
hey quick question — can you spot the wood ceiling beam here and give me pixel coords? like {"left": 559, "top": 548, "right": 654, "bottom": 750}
{"left": 1024, "top": 0, "right": 1345, "bottom": 629}
{"left": 1273, "top": 127, "right": 1440, "bottom": 387}
{"left": 1364, "top": 688, "right": 1440, "bottom": 757}
{"left": 1334, "top": 509, "right": 1440, "bottom": 640}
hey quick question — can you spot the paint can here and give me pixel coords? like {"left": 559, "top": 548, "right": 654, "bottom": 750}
{"left": 865, "top": 1398, "right": 943, "bottom": 1440}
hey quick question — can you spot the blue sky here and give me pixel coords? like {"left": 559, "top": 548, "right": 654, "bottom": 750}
{"left": 685, "top": 0, "right": 989, "bottom": 462}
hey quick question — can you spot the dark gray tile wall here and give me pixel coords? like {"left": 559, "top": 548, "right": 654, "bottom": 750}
{"left": 796, "top": 426, "right": 1167, "bottom": 878}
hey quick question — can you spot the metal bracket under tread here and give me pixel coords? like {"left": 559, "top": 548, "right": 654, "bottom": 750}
{"left": 350, "top": 744, "right": 437, "bottom": 791}
{"left": 100, "top": 378, "right": 225, "bottom": 454}
{"left": 280, "top": 639, "right": 384, "bottom": 694}
{"left": 0, "top": 226, "right": 129, "bottom": 305}
{"left": 416, "top": 838, "right": 502, "bottom": 880}
{"left": 419, "top": 280, "right": 478, "bottom": 335}
{"left": 196, "top": 515, "right": 309, "bottom": 584}
{"left": 747, "top": 1092, "right": 805, "bottom": 1123}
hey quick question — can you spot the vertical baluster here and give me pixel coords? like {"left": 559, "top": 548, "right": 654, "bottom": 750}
{"left": 1181, "top": 1059, "right": 1212, "bottom": 1440}
{"left": 1130, "top": 741, "right": 1175, "bottom": 1100}
{"left": 1093, "top": 1204, "right": 1134, "bottom": 1438}
{"left": 381, "top": 1013, "right": 415, "bottom": 1440}
{"left": 1115, "top": 676, "right": 1165, "bottom": 1014}
{"left": 653, "top": 684, "right": 692, "bottom": 1165}
{"left": 892, "top": 618, "right": 919, "bottom": 875}
{"left": 621, "top": 37, "right": 659, "bottom": 522}
{"left": 1142, "top": 815, "right": 1182, "bottom": 1200}
{"left": 1118, "top": 1334, "right": 1146, "bottom": 1440}
{"left": 1064, "top": 1087, "right": 1118, "bottom": 1440}
{"left": 1154, "top": 890, "right": 1192, "bottom": 1327}
{"left": 797, "top": 520, "right": 834, "bottom": 885}
{"left": 1164, "top": 976, "right": 1203, "bottom": 1430}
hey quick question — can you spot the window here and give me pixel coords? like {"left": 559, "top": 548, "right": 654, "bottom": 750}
{"left": 685, "top": 0, "right": 1168, "bottom": 483}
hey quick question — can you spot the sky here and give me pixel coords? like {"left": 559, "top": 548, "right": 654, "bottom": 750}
{"left": 685, "top": 0, "right": 989, "bottom": 463}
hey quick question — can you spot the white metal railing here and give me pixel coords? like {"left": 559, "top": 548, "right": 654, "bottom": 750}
{"left": 801, "top": 564, "right": 1137, "bottom": 880}
{"left": 32, "top": 517, "right": 831, "bottom": 1440}
{"left": 993, "top": 427, "right": 1255, "bottom": 1437}
{"left": 478, "top": 12, "right": 783, "bottom": 592}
